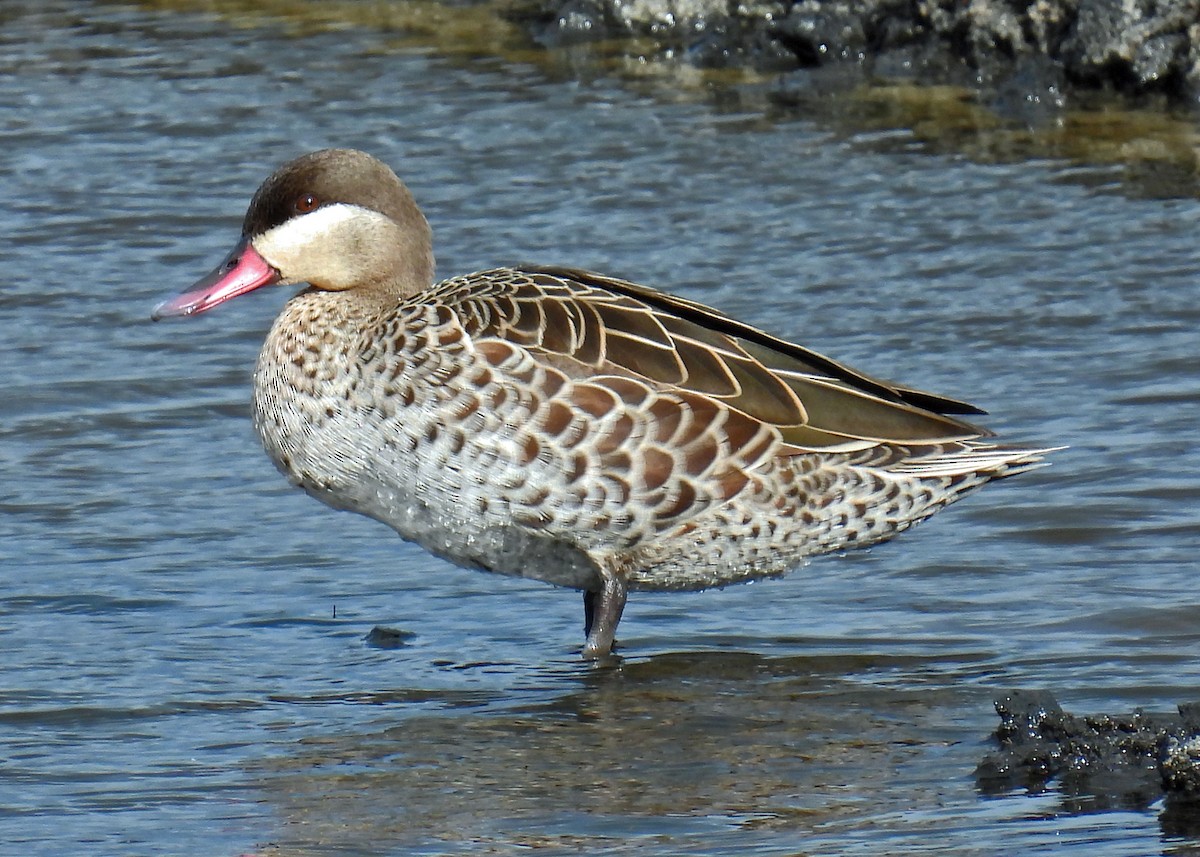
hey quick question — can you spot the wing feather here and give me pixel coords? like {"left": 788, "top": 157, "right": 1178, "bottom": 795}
{"left": 426, "top": 266, "right": 989, "bottom": 448}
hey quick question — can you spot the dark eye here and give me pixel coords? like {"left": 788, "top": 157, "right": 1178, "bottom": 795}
{"left": 294, "top": 194, "right": 321, "bottom": 214}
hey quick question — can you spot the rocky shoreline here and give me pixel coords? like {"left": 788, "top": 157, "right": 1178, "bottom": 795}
{"left": 521, "top": 0, "right": 1200, "bottom": 103}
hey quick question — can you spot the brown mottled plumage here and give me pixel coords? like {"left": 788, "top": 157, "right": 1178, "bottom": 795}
{"left": 153, "top": 148, "right": 1055, "bottom": 658}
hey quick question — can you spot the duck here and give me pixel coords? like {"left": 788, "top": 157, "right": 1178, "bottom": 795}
{"left": 153, "top": 148, "right": 1054, "bottom": 658}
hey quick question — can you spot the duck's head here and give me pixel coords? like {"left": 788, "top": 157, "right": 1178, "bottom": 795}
{"left": 152, "top": 149, "right": 434, "bottom": 320}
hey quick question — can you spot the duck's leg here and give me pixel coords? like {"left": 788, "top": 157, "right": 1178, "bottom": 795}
{"left": 582, "top": 566, "right": 627, "bottom": 659}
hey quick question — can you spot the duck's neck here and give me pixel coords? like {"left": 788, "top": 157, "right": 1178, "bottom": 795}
{"left": 260, "top": 288, "right": 382, "bottom": 385}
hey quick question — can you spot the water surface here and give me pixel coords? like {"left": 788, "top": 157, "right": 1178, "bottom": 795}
{"left": 3, "top": 3, "right": 1200, "bottom": 855}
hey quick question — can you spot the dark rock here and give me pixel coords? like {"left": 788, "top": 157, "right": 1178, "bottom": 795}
{"left": 537, "top": 0, "right": 619, "bottom": 47}
{"left": 983, "top": 52, "right": 1069, "bottom": 122}
{"left": 688, "top": 17, "right": 798, "bottom": 70}
{"left": 1162, "top": 734, "right": 1200, "bottom": 796}
{"left": 364, "top": 625, "right": 414, "bottom": 648}
{"left": 1060, "top": 0, "right": 1197, "bottom": 91}
{"left": 519, "top": 0, "right": 1200, "bottom": 101}
{"left": 773, "top": 1, "right": 874, "bottom": 67}
{"left": 977, "top": 690, "right": 1200, "bottom": 813}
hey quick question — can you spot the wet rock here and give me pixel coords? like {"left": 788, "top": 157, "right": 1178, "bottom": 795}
{"left": 541, "top": 0, "right": 736, "bottom": 46}
{"left": 976, "top": 690, "right": 1200, "bottom": 812}
{"left": 686, "top": 16, "right": 797, "bottom": 70}
{"left": 1163, "top": 733, "right": 1200, "bottom": 796}
{"left": 525, "top": 0, "right": 1200, "bottom": 100}
{"left": 364, "top": 625, "right": 414, "bottom": 648}
{"left": 542, "top": 0, "right": 607, "bottom": 44}
{"left": 773, "top": 1, "right": 875, "bottom": 67}
{"left": 1060, "top": 0, "right": 1197, "bottom": 89}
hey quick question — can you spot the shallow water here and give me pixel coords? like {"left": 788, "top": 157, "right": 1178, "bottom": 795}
{"left": 3, "top": 3, "right": 1200, "bottom": 855}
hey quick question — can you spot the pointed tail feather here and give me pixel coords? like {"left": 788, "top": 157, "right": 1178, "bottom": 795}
{"left": 886, "top": 442, "right": 1064, "bottom": 479}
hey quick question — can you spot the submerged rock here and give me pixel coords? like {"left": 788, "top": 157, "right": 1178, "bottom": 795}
{"left": 527, "top": 0, "right": 1200, "bottom": 100}
{"left": 364, "top": 625, "right": 415, "bottom": 649}
{"left": 976, "top": 690, "right": 1200, "bottom": 813}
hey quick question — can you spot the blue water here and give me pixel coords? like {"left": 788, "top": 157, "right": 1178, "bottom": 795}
{"left": 2, "top": 3, "right": 1199, "bottom": 855}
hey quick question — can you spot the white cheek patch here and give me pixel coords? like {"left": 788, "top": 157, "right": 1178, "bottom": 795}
{"left": 252, "top": 203, "right": 361, "bottom": 275}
